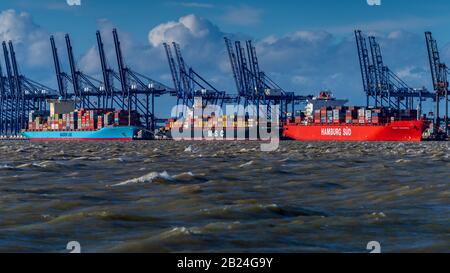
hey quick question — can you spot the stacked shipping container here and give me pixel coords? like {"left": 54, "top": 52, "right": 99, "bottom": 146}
{"left": 289, "top": 106, "right": 418, "bottom": 125}
{"left": 27, "top": 109, "right": 141, "bottom": 131}
{"left": 164, "top": 112, "right": 257, "bottom": 132}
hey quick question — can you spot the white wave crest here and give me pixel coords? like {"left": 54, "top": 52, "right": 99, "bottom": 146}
{"left": 112, "top": 171, "right": 174, "bottom": 186}
{"left": 184, "top": 145, "right": 194, "bottom": 152}
{"left": 239, "top": 161, "right": 254, "bottom": 168}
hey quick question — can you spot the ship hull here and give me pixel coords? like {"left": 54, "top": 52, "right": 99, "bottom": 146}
{"left": 169, "top": 127, "right": 280, "bottom": 141}
{"left": 170, "top": 128, "right": 252, "bottom": 141}
{"left": 283, "top": 120, "right": 426, "bottom": 142}
{"left": 22, "top": 126, "right": 138, "bottom": 141}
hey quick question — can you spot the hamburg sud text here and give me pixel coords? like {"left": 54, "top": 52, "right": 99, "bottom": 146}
{"left": 321, "top": 127, "right": 352, "bottom": 136}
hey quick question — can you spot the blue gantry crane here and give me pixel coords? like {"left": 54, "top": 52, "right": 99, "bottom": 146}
{"left": 4, "top": 28, "right": 447, "bottom": 138}
{"left": 425, "top": 31, "right": 449, "bottom": 135}
{"left": 49, "top": 29, "right": 171, "bottom": 132}
{"left": 52, "top": 33, "right": 109, "bottom": 110}
{"left": 66, "top": 33, "right": 109, "bottom": 109}
{"left": 224, "top": 37, "right": 311, "bottom": 120}
{"left": 1, "top": 30, "right": 193, "bottom": 136}
{"left": 163, "top": 41, "right": 232, "bottom": 113}
{"left": 111, "top": 28, "right": 171, "bottom": 131}
{"left": 355, "top": 30, "right": 434, "bottom": 115}
{"left": 0, "top": 40, "right": 57, "bottom": 136}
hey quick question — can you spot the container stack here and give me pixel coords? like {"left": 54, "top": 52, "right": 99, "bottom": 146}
{"left": 365, "top": 110, "right": 372, "bottom": 124}
{"left": 26, "top": 108, "right": 140, "bottom": 131}
{"left": 309, "top": 106, "right": 418, "bottom": 125}
{"left": 358, "top": 109, "right": 366, "bottom": 124}
{"left": 326, "top": 110, "right": 333, "bottom": 124}
{"left": 320, "top": 108, "right": 327, "bottom": 124}
{"left": 163, "top": 109, "right": 258, "bottom": 133}
{"left": 372, "top": 109, "right": 380, "bottom": 124}
{"left": 113, "top": 110, "right": 140, "bottom": 126}
{"left": 346, "top": 107, "right": 358, "bottom": 124}
{"left": 314, "top": 110, "right": 321, "bottom": 124}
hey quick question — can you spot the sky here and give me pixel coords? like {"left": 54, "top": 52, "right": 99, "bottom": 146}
{"left": 1, "top": 0, "right": 450, "bottom": 115}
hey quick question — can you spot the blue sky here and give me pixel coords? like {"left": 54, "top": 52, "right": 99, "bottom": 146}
{"left": 1, "top": 0, "right": 450, "bottom": 115}
{"left": 4, "top": 0, "right": 450, "bottom": 49}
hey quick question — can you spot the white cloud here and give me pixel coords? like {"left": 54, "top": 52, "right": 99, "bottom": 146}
{"left": 395, "top": 66, "right": 425, "bottom": 81}
{"left": 148, "top": 14, "right": 222, "bottom": 47}
{"left": 180, "top": 2, "right": 214, "bottom": 9}
{"left": 292, "top": 75, "right": 311, "bottom": 86}
{"left": 79, "top": 46, "right": 100, "bottom": 75}
{"left": 145, "top": 14, "right": 235, "bottom": 85}
{"left": 252, "top": 28, "right": 437, "bottom": 101}
{"left": 321, "top": 16, "right": 448, "bottom": 35}
{"left": 62, "top": 15, "right": 446, "bottom": 104}
{"left": 0, "top": 9, "right": 51, "bottom": 69}
{"left": 0, "top": 10, "right": 441, "bottom": 108}
{"left": 221, "top": 5, "right": 263, "bottom": 26}
{"left": 67, "top": 0, "right": 81, "bottom": 6}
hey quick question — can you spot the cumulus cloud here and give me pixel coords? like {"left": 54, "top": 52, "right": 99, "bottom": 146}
{"left": 180, "top": 2, "right": 214, "bottom": 9}
{"left": 74, "top": 14, "right": 447, "bottom": 105}
{"left": 0, "top": 9, "right": 51, "bottom": 68}
{"left": 78, "top": 18, "right": 170, "bottom": 83}
{"left": 143, "top": 15, "right": 366, "bottom": 99}
{"left": 0, "top": 10, "right": 445, "bottom": 108}
{"left": 148, "top": 14, "right": 222, "bottom": 47}
{"left": 145, "top": 14, "right": 245, "bottom": 88}
{"left": 221, "top": 5, "right": 264, "bottom": 26}
{"left": 253, "top": 29, "right": 439, "bottom": 102}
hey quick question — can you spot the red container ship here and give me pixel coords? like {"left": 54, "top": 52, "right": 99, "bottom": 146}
{"left": 283, "top": 92, "right": 430, "bottom": 142}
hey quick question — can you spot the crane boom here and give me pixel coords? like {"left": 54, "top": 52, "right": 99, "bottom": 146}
{"left": 163, "top": 42, "right": 181, "bottom": 95}
{"left": 65, "top": 34, "right": 80, "bottom": 97}
{"left": 224, "top": 37, "right": 242, "bottom": 95}
{"left": 172, "top": 42, "right": 191, "bottom": 95}
{"left": 50, "top": 36, "right": 65, "bottom": 97}
{"left": 2, "top": 42, "right": 15, "bottom": 95}
{"left": 112, "top": 29, "right": 128, "bottom": 97}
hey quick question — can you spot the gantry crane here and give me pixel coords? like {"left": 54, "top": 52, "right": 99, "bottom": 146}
{"left": 425, "top": 31, "right": 449, "bottom": 136}
{"left": 224, "top": 37, "right": 311, "bottom": 120}
{"left": 163, "top": 41, "right": 233, "bottom": 115}
{"left": 0, "top": 41, "right": 57, "bottom": 136}
{"left": 355, "top": 30, "right": 434, "bottom": 117}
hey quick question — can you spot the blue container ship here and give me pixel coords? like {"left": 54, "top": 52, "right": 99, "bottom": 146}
{"left": 21, "top": 100, "right": 145, "bottom": 141}
{"left": 22, "top": 126, "right": 139, "bottom": 141}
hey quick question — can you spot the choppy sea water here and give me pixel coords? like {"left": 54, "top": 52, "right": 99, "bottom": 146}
{"left": 0, "top": 140, "right": 448, "bottom": 253}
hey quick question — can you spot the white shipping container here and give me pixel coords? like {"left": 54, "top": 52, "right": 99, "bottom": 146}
{"left": 358, "top": 109, "right": 365, "bottom": 117}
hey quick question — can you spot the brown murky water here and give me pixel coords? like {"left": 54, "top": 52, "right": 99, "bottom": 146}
{"left": 0, "top": 140, "right": 448, "bottom": 253}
